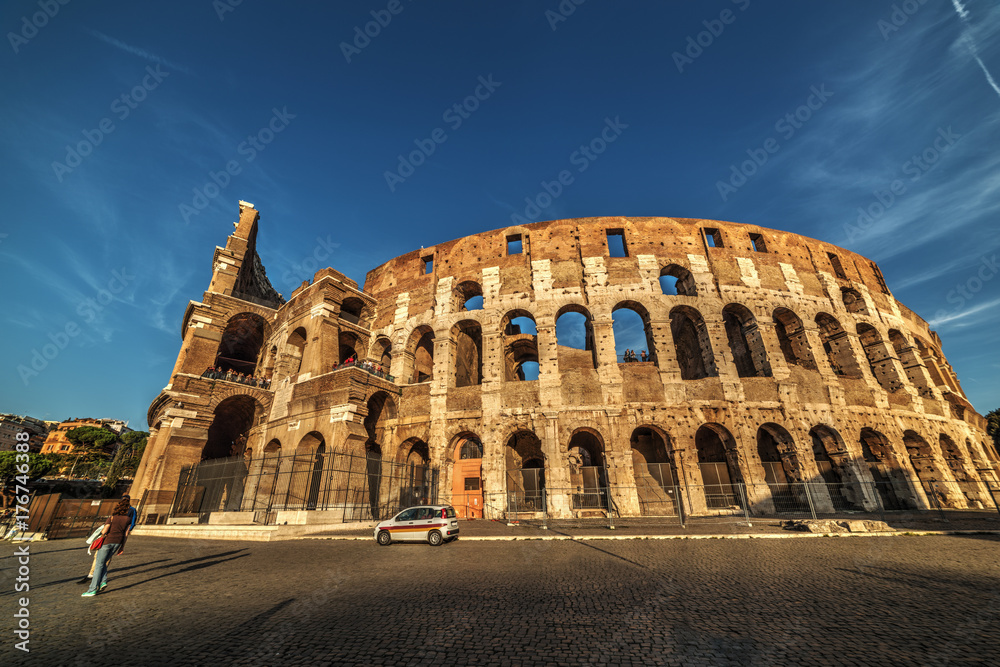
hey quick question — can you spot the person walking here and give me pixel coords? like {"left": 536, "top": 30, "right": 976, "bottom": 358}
{"left": 81, "top": 497, "right": 132, "bottom": 597}
{"left": 79, "top": 495, "right": 137, "bottom": 584}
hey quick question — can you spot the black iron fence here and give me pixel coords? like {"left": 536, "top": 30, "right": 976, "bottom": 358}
{"left": 170, "top": 450, "right": 439, "bottom": 523}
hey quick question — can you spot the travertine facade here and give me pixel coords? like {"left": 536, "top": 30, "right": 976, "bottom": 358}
{"left": 131, "top": 202, "right": 999, "bottom": 522}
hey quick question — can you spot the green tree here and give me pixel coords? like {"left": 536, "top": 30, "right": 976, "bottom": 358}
{"left": 0, "top": 451, "right": 54, "bottom": 508}
{"left": 102, "top": 431, "right": 148, "bottom": 493}
{"left": 987, "top": 408, "right": 1000, "bottom": 456}
{"left": 65, "top": 426, "right": 118, "bottom": 463}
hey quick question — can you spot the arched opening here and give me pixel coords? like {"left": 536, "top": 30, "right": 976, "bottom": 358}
{"left": 262, "top": 344, "right": 278, "bottom": 380}
{"left": 365, "top": 442, "right": 383, "bottom": 519}
{"left": 568, "top": 429, "right": 607, "bottom": 510}
{"left": 253, "top": 439, "right": 282, "bottom": 511}
{"left": 815, "top": 313, "right": 863, "bottom": 378}
{"left": 841, "top": 288, "right": 868, "bottom": 315}
{"left": 399, "top": 439, "right": 431, "bottom": 508}
{"left": 451, "top": 433, "right": 483, "bottom": 519}
{"left": 405, "top": 326, "right": 435, "bottom": 383}
{"left": 903, "top": 430, "right": 956, "bottom": 507}
{"left": 214, "top": 312, "right": 266, "bottom": 375}
{"left": 859, "top": 428, "right": 907, "bottom": 510}
{"left": 505, "top": 430, "right": 545, "bottom": 512}
{"left": 756, "top": 423, "right": 808, "bottom": 511}
{"left": 455, "top": 280, "right": 483, "bottom": 311}
{"left": 373, "top": 337, "right": 392, "bottom": 370}
{"left": 556, "top": 305, "right": 597, "bottom": 370}
{"left": 723, "top": 304, "right": 772, "bottom": 377}
{"left": 612, "top": 301, "right": 656, "bottom": 365}
{"left": 915, "top": 338, "right": 948, "bottom": 389}
{"left": 340, "top": 296, "right": 365, "bottom": 325}
{"left": 451, "top": 320, "right": 483, "bottom": 387}
{"left": 502, "top": 310, "right": 539, "bottom": 381}
{"left": 857, "top": 324, "right": 902, "bottom": 392}
{"left": 940, "top": 434, "right": 974, "bottom": 485}
{"left": 284, "top": 327, "right": 307, "bottom": 377}
{"left": 202, "top": 395, "right": 258, "bottom": 460}
{"left": 659, "top": 264, "right": 696, "bottom": 296}
{"left": 670, "top": 306, "right": 717, "bottom": 379}
{"left": 288, "top": 432, "right": 325, "bottom": 510}
{"left": 773, "top": 308, "right": 817, "bottom": 370}
{"left": 888, "top": 330, "right": 932, "bottom": 396}
{"left": 810, "top": 425, "right": 864, "bottom": 511}
{"left": 339, "top": 330, "right": 361, "bottom": 365}
{"left": 630, "top": 427, "right": 678, "bottom": 515}
{"left": 695, "top": 424, "right": 741, "bottom": 508}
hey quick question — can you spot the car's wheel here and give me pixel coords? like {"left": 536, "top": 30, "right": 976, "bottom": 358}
{"left": 377, "top": 531, "right": 391, "bottom": 546}
{"left": 427, "top": 530, "right": 443, "bottom": 546}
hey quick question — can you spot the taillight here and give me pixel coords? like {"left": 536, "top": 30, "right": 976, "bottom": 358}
{"left": 441, "top": 509, "right": 446, "bottom": 518}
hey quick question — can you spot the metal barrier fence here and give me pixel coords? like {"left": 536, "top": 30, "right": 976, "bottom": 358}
{"left": 170, "top": 450, "right": 439, "bottom": 523}
{"left": 479, "top": 479, "right": 1000, "bottom": 527}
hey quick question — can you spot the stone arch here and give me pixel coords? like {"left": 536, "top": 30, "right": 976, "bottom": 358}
{"left": 841, "top": 287, "right": 868, "bottom": 315}
{"left": 214, "top": 312, "right": 267, "bottom": 376}
{"left": 251, "top": 438, "right": 282, "bottom": 511}
{"left": 773, "top": 307, "right": 817, "bottom": 370}
{"left": 756, "top": 423, "right": 802, "bottom": 485}
{"left": 505, "top": 430, "right": 545, "bottom": 512}
{"left": 723, "top": 304, "right": 772, "bottom": 377}
{"left": 629, "top": 426, "right": 679, "bottom": 515}
{"left": 364, "top": 391, "right": 397, "bottom": 451}
{"left": 903, "top": 430, "right": 961, "bottom": 508}
{"left": 859, "top": 428, "right": 911, "bottom": 510}
{"left": 398, "top": 437, "right": 432, "bottom": 509}
{"left": 451, "top": 319, "right": 483, "bottom": 387}
{"left": 815, "top": 313, "right": 863, "bottom": 378}
{"left": 857, "top": 323, "right": 903, "bottom": 392}
{"left": 810, "top": 424, "right": 866, "bottom": 511}
{"left": 289, "top": 432, "right": 326, "bottom": 510}
{"left": 339, "top": 330, "right": 361, "bottom": 364}
{"left": 670, "top": 306, "right": 717, "bottom": 379}
{"left": 612, "top": 300, "right": 658, "bottom": 365}
{"left": 455, "top": 280, "right": 484, "bottom": 311}
{"left": 556, "top": 304, "right": 597, "bottom": 370}
{"left": 659, "top": 263, "right": 696, "bottom": 296}
{"left": 695, "top": 423, "right": 742, "bottom": 508}
{"left": 403, "top": 325, "right": 435, "bottom": 384}
{"left": 451, "top": 432, "right": 484, "bottom": 518}
{"left": 502, "top": 309, "right": 539, "bottom": 381}
{"left": 202, "top": 395, "right": 260, "bottom": 460}
{"left": 372, "top": 336, "right": 392, "bottom": 369}
{"left": 914, "top": 337, "right": 947, "bottom": 389}
{"left": 282, "top": 327, "right": 308, "bottom": 377}
{"left": 888, "top": 330, "right": 932, "bottom": 395}
{"left": 567, "top": 428, "right": 607, "bottom": 510}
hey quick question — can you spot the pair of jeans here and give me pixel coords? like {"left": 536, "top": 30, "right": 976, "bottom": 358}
{"left": 86, "top": 542, "right": 120, "bottom": 594}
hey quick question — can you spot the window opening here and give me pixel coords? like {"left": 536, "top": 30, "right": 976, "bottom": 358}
{"left": 607, "top": 229, "right": 628, "bottom": 257}
{"left": 704, "top": 228, "right": 724, "bottom": 248}
{"left": 749, "top": 233, "right": 767, "bottom": 253}
{"left": 827, "top": 252, "right": 847, "bottom": 279}
{"left": 507, "top": 234, "right": 523, "bottom": 255}
{"left": 422, "top": 255, "right": 434, "bottom": 275}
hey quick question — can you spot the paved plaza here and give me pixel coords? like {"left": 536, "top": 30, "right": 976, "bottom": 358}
{"left": 3, "top": 533, "right": 999, "bottom": 666}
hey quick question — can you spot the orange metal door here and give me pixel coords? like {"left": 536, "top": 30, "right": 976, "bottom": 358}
{"left": 452, "top": 459, "right": 483, "bottom": 518}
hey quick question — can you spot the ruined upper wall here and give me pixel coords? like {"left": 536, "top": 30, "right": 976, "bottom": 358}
{"left": 362, "top": 216, "right": 906, "bottom": 329}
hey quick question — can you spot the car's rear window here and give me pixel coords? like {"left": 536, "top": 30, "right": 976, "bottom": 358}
{"left": 442, "top": 507, "right": 456, "bottom": 519}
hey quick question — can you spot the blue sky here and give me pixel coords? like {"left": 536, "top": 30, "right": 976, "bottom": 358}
{"left": 2, "top": 0, "right": 999, "bottom": 428}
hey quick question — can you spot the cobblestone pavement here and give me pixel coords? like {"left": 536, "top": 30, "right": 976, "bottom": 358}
{"left": 3, "top": 534, "right": 999, "bottom": 666}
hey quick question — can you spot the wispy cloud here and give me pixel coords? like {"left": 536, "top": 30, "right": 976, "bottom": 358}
{"left": 86, "top": 29, "right": 192, "bottom": 75}
{"left": 951, "top": 0, "right": 1000, "bottom": 100}
{"left": 928, "top": 296, "right": 1000, "bottom": 327}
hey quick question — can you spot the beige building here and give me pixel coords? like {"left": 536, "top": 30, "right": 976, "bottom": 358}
{"left": 131, "top": 202, "right": 999, "bottom": 524}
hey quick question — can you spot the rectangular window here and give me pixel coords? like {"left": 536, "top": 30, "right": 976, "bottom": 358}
{"left": 749, "top": 233, "right": 767, "bottom": 253}
{"left": 464, "top": 477, "right": 481, "bottom": 491}
{"left": 507, "top": 234, "right": 522, "bottom": 255}
{"left": 607, "top": 229, "right": 628, "bottom": 257}
{"left": 704, "top": 228, "right": 724, "bottom": 248}
{"left": 422, "top": 255, "right": 434, "bottom": 275}
{"left": 871, "top": 261, "right": 890, "bottom": 294}
{"left": 827, "top": 252, "right": 847, "bottom": 279}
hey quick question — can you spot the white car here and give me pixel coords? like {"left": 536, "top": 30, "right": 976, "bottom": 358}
{"left": 374, "top": 505, "right": 459, "bottom": 546}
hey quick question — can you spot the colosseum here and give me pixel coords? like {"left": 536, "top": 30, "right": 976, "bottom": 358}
{"left": 131, "top": 201, "right": 999, "bottom": 526}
